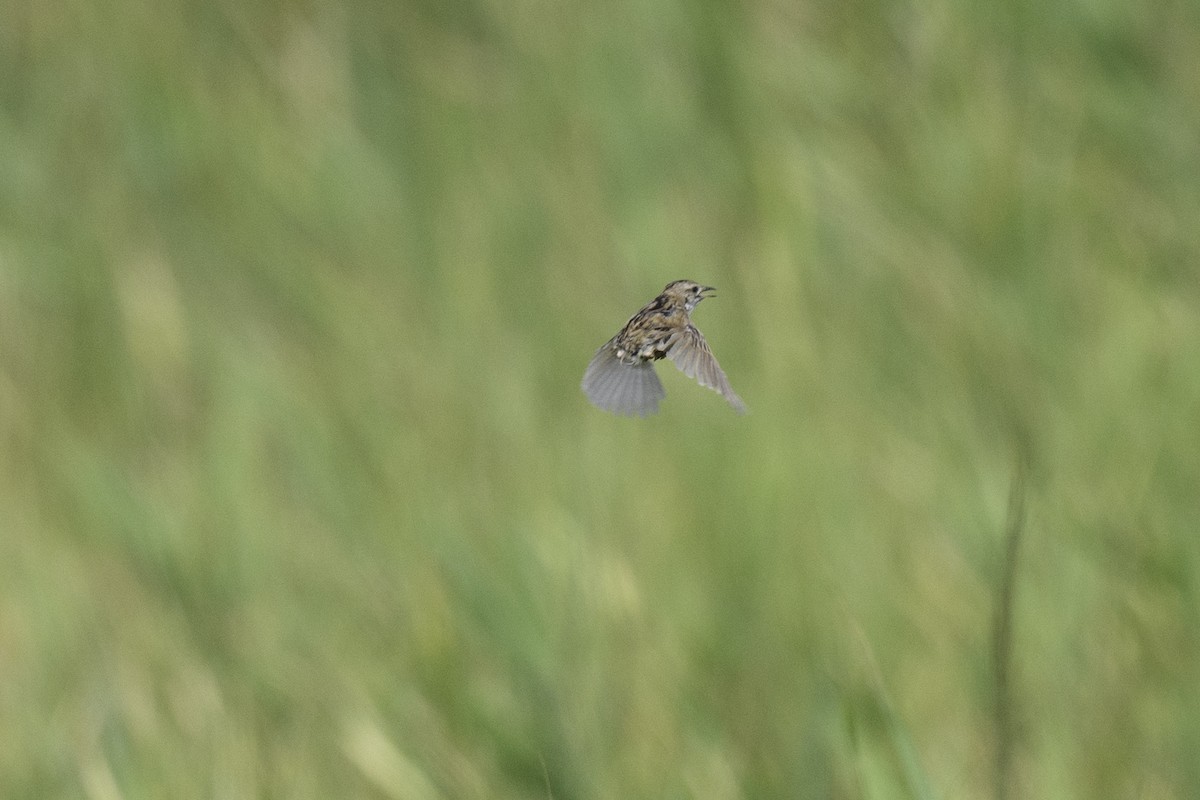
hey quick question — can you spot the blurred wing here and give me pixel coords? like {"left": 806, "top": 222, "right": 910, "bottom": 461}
{"left": 581, "top": 344, "right": 665, "bottom": 417}
{"left": 667, "top": 325, "right": 747, "bottom": 414}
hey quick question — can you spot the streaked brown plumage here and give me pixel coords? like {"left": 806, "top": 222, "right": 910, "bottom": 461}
{"left": 582, "top": 280, "right": 746, "bottom": 416}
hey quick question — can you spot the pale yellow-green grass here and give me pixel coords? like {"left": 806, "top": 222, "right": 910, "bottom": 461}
{"left": 2, "top": 0, "right": 1199, "bottom": 797}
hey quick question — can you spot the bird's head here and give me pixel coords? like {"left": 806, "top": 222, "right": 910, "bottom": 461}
{"left": 662, "top": 280, "right": 716, "bottom": 313}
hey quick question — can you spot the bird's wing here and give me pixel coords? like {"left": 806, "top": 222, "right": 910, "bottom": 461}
{"left": 581, "top": 343, "right": 665, "bottom": 417}
{"left": 666, "top": 325, "right": 747, "bottom": 413}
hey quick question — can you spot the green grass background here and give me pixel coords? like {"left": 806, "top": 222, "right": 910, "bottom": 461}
{"left": 3, "top": 0, "right": 1199, "bottom": 797}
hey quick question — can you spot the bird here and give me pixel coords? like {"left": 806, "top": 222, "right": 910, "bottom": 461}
{"left": 581, "top": 280, "right": 746, "bottom": 416}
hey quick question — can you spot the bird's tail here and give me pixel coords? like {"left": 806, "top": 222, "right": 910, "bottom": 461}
{"left": 581, "top": 346, "right": 665, "bottom": 416}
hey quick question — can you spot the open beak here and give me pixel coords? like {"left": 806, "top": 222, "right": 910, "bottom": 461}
{"left": 700, "top": 285, "right": 717, "bottom": 297}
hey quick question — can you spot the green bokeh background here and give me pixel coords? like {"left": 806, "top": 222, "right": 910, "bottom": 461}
{"left": 3, "top": 0, "right": 1199, "bottom": 797}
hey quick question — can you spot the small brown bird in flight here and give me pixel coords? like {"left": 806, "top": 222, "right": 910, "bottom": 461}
{"left": 582, "top": 280, "right": 747, "bottom": 416}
